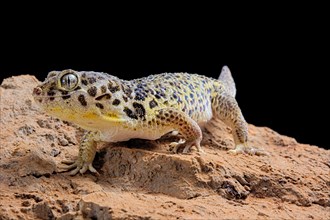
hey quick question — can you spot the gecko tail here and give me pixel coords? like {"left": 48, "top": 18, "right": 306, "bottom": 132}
{"left": 218, "top": 66, "right": 236, "bottom": 97}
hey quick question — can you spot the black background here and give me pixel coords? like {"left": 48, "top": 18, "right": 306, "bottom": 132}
{"left": 0, "top": 8, "right": 328, "bottom": 150}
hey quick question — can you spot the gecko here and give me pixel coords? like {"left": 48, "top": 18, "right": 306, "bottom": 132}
{"left": 33, "top": 66, "right": 261, "bottom": 175}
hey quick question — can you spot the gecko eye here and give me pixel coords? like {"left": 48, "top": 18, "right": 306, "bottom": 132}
{"left": 60, "top": 73, "right": 79, "bottom": 91}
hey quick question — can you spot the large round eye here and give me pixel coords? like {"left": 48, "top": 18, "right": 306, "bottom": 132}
{"left": 60, "top": 73, "right": 78, "bottom": 90}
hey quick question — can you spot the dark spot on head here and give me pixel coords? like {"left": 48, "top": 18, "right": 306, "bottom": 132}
{"left": 112, "top": 99, "right": 121, "bottom": 106}
{"left": 88, "top": 77, "right": 97, "bottom": 84}
{"left": 161, "top": 116, "right": 165, "bottom": 120}
{"left": 95, "top": 93, "right": 111, "bottom": 100}
{"left": 122, "top": 85, "right": 133, "bottom": 98}
{"left": 122, "top": 96, "right": 128, "bottom": 102}
{"left": 82, "top": 73, "right": 86, "bottom": 78}
{"left": 133, "top": 102, "right": 146, "bottom": 120}
{"left": 185, "top": 95, "right": 189, "bottom": 101}
{"left": 188, "top": 110, "right": 192, "bottom": 116}
{"left": 78, "top": 95, "right": 87, "bottom": 106}
{"left": 62, "top": 94, "right": 71, "bottom": 100}
{"left": 96, "top": 103, "right": 104, "bottom": 109}
{"left": 101, "top": 85, "right": 107, "bottom": 93}
{"left": 74, "top": 86, "right": 81, "bottom": 91}
{"left": 82, "top": 79, "right": 88, "bottom": 86}
{"left": 47, "top": 91, "right": 55, "bottom": 96}
{"left": 123, "top": 107, "right": 138, "bottom": 119}
{"left": 163, "top": 101, "right": 168, "bottom": 105}
{"left": 164, "top": 113, "right": 169, "bottom": 117}
{"left": 173, "top": 94, "right": 177, "bottom": 99}
{"left": 49, "top": 97, "right": 55, "bottom": 101}
{"left": 190, "top": 93, "right": 194, "bottom": 98}
{"left": 108, "top": 81, "right": 120, "bottom": 93}
{"left": 149, "top": 99, "right": 158, "bottom": 109}
{"left": 88, "top": 86, "right": 97, "bottom": 97}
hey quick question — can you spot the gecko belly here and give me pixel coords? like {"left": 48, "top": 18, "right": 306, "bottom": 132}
{"left": 99, "top": 126, "right": 174, "bottom": 142}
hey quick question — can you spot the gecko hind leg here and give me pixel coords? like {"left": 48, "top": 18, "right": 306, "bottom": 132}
{"left": 154, "top": 108, "right": 203, "bottom": 154}
{"left": 211, "top": 92, "right": 268, "bottom": 156}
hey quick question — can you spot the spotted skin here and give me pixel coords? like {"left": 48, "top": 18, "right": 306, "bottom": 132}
{"left": 33, "top": 67, "right": 258, "bottom": 175}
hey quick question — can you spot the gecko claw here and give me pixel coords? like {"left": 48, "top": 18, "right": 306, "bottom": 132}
{"left": 59, "top": 159, "right": 99, "bottom": 175}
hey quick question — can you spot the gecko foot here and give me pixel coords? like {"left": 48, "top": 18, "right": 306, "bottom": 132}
{"left": 59, "top": 159, "right": 99, "bottom": 176}
{"left": 228, "top": 143, "right": 269, "bottom": 156}
{"left": 169, "top": 139, "right": 204, "bottom": 154}
{"left": 169, "top": 139, "right": 186, "bottom": 153}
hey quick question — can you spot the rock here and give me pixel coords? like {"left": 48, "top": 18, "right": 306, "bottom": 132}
{"left": 79, "top": 199, "right": 112, "bottom": 219}
{"left": 0, "top": 75, "right": 329, "bottom": 219}
{"left": 32, "top": 202, "right": 55, "bottom": 220}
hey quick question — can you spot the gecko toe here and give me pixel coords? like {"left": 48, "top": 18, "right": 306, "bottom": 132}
{"left": 228, "top": 144, "right": 269, "bottom": 156}
{"left": 169, "top": 139, "right": 186, "bottom": 153}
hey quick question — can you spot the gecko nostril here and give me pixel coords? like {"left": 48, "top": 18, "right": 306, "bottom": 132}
{"left": 33, "top": 87, "right": 42, "bottom": 96}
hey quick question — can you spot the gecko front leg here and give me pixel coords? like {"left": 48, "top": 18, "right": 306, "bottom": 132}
{"left": 60, "top": 131, "right": 99, "bottom": 175}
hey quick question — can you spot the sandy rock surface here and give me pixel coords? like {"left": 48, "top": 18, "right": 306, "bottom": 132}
{"left": 0, "top": 75, "right": 329, "bottom": 219}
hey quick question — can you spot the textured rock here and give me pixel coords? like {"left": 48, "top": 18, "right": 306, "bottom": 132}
{"left": 0, "top": 75, "right": 329, "bottom": 219}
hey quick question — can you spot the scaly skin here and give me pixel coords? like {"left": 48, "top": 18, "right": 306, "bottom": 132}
{"left": 33, "top": 66, "right": 260, "bottom": 175}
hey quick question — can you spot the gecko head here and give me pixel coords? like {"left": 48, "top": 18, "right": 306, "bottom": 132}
{"left": 33, "top": 69, "right": 125, "bottom": 129}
